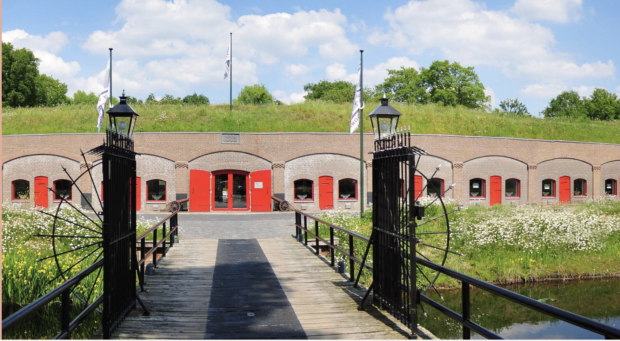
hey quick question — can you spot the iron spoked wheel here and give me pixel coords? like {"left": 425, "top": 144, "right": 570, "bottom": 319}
{"left": 37, "top": 156, "right": 104, "bottom": 312}
{"left": 412, "top": 161, "right": 463, "bottom": 296}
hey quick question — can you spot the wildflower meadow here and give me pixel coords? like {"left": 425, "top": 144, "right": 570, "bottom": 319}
{"left": 2, "top": 203, "right": 157, "bottom": 339}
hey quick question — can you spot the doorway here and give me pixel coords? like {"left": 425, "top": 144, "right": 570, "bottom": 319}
{"left": 559, "top": 176, "right": 571, "bottom": 204}
{"left": 319, "top": 176, "right": 334, "bottom": 210}
{"left": 213, "top": 171, "right": 250, "bottom": 211}
{"left": 35, "top": 176, "right": 48, "bottom": 208}
{"left": 490, "top": 176, "right": 501, "bottom": 206}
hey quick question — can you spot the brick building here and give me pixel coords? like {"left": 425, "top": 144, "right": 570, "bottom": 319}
{"left": 3, "top": 132, "right": 620, "bottom": 212}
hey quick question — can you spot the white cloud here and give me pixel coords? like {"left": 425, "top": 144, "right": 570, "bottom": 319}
{"left": 367, "top": 0, "right": 613, "bottom": 85}
{"left": 325, "top": 56, "right": 420, "bottom": 87}
{"left": 519, "top": 83, "right": 567, "bottom": 98}
{"left": 571, "top": 85, "right": 596, "bottom": 98}
{"left": 285, "top": 63, "right": 310, "bottom": 82}
{"left": 511, "top": 0, "right": 583, "bottom": 23}
{"left": 79, "top": 0, "right": 358, "bottom": 97}
{"left": 511, "top": 60, "right": 615, "bottom": 81}
{"left": 273, "top": 90, "right": 307, "bottom": 104}
{"left": 484, "top": 87, "right": 496, "bottom": 108}
{"left": 2, "top": 29, "right": 81, "bottom": 80}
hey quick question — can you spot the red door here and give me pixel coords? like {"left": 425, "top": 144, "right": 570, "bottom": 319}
{"left": 319, "top": 176, "right": 334, "bottom": 210}
{"left": 250, "top": 170, "right": 272, "bottom": 212}
{"left": 190, "top": 170, "right": 211, "bottom": 212}
{"left": 490, "top": 176, "right": 501, "bottom": 206}
{"left": 34, "top": 176, "right": 48, "bottom": 208}
{"left": 414, "top": 175, "right": 423, "bottom": 200}
{"left": 136, "top": 177, "right": 141, "bottom": 211}
{"left": 559, "top": 176, "right": 571, "bottom": 204}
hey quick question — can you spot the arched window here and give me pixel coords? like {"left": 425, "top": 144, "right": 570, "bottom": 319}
{"left": 12, "top": 180, "right": 30, "bottom": 200}
{"left": 542, "top": 179, "right": 555, "bottom": 197}
{"left": 469, "top": 179, "right": 485, "bottom": 198}
{"left": 605, "top": 179, "right": 617, "bottom": 196}
{"left": 294, "top": 179, "right": 313, "bottom": 201}
{"left": 338, "top": 179, "right": 358, "bottom": 200}
{"left": 147, "top": 180, "right": 166, "bottom": 201}
{"left": 574, "top": 179, "right": 587, "bottom": 197}
{"left": 505, "top": 179, "right": 520, "bottom": 198}
{"left": 427, "top": 178, "right": 444, "bottom": 197}
{"left": 53, "top": 180, "right": 72, "bottom": 201}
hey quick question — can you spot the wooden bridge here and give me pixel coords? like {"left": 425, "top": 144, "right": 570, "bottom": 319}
{"left": 111, "top": 213, "right": 435, "bottom": 339}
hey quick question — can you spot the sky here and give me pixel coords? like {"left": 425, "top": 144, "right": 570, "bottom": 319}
{"left": 3, "top": 0, "right": 619, "bottom": 116}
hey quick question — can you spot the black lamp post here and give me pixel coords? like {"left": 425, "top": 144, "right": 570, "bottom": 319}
{"left": 107, "top": 90, "right": 139, "bottom": 138}
{"left": 368, "top": 95, "right": 401, "bottom": 142}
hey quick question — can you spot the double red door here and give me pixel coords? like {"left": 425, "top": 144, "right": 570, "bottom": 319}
{"left": 190, "top": 169, "right": 271, "bottom": 212}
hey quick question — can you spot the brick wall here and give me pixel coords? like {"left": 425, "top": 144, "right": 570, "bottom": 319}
{"left": 536, "top": 158, "right": 592, "bottom": 205}
{"left": 4, "top": 132, "right": 620, "bottom": 212}
{"left": 284, "top": 153, "right": 364, "bottom": 212}
{"left": 463, "top": 156, "right": 528, "bottom": 206}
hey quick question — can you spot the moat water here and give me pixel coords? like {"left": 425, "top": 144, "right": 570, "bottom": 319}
{"left": 419, "top": 278, "right": 620, "bottom": 339}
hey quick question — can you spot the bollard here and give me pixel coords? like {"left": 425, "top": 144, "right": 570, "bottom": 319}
{"left": 297, "top": 233, "right": 303, "bottom": 242}
{"left": 145, "top": 263, "right": 155, "bottom": 276}
{"left": 173, "top": 235, "right": 179, "bottom": 244}
{"left": 337, "top": 261, "right": 346, "bottom": 274}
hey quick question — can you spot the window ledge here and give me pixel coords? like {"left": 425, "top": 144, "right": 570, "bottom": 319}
{"left": 12, "top": 199, "right": 29, "bottom": 202}
{"left": 53, "top": 200, "right": 72, "bottom": 202}
{"left": 574, "top": 195, "right": 587, "bottom": 197}
{"left": 146, "top": 200, "right": 167, "bottom": 203}
{"left": 542, "top": 196, "right": 556, "bottom": 199}
{"left": 338, "top": 199, "right": 358, "bottom": 201}
{"left": 505, "top": 197, "right": 520, "bottom": 199}
{"left": 469, "top": 197, "right": 486, "bottom": 200}
{"left": 294, "top": 200, "right": 314, "bottom": 203}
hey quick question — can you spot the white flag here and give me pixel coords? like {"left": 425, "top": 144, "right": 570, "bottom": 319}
{"left": 96, "top": 58, "right": 110, "bottom": 133}
{"left": 224, "top": 44, "right": 231, "bottom": 79}
{"left": 350, "top": 61, "right": 362, "bottom": 134}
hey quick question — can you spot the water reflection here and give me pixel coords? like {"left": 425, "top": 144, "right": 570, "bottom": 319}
{"left": 420, "top": 279, "right": 620, "bottom": 339}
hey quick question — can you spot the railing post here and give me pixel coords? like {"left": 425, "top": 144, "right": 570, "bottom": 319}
{"left": 152, "top": 229, "right": 158, "bottom": 268}
{"left": 330, "top": 227, "right": 335, "bottom": 266}
{"left": 140, "top": 238, "right": 146, "bottom": 290}
{"left": 61, "top": 290, "right": 70, "bottom": 337}
{"left": 304, "top": 216, "right": 308, "bottom": 246}
{"left": 162, "top": 222, "right": 167, "bottom": 257}
{"left": 349, "top": 234, "right": 354, "bottom": 282}
{"left": 463, "top": 282, "right": 471, "bottom": 339}
{"left": 315, "top": 220, "right": 320, "bottom": 255}
{"left": 295, "top": 212, "right": 300, "bottom": 238}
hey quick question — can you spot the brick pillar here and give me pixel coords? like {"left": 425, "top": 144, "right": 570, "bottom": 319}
{"left": 272, "top": 162, "right": 285, "bottom": 200}
{"left": 365, "top": 161, "right": 372, "bottom": 208}
{"left": 79, "top": 163, "right": 93, "bottom": 210}
{"left": 528, "top": 165, "right": 537, "bottom": 205}
{"left": 452, "top": 163, "right": 463, "bottom": 202}
{"left": 593, "top": 165, "right": 601, "bottom": 199}
{"left": 175, "top": 161, "right": 188, "bottom": 201}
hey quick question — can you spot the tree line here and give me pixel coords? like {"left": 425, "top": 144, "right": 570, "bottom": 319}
{"left": 4, "top": 43, "right": 619, "bottom": 121}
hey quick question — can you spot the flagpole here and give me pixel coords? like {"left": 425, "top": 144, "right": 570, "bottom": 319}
{"left": 230, "top": 32, "right": 232, "bottom": 111}
{"left": 109, "top": 48, "right": 113, "bottom": 107}
{"left": 359, "top": 50, "right": 364, "bottom": 215}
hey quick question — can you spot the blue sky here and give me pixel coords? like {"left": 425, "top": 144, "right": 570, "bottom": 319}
{"left": 3, "top": 0, "right": 619, "bottom": 116}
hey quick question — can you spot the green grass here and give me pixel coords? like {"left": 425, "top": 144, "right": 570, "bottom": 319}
{"left": 4, "top": 101, "right": 620, "bottom": 144}
{"left": 316, "top": 200, "right": 620, "bottom": 290}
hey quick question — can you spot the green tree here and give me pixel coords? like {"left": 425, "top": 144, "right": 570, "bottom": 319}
{"left": 160, "top": 94, "right": 183, "bottom": 105}
{"left": 2, "top": 42, "right": 40, "bottom": 107}
{"left": 145, "top": 93, "right": 158, "bottom": 104}
{"left": 236, "top": 84, "right": 273, "bottom": 105}
{"left": 72, "top": 90, "right": 99, "bottom": 105}
{"left": 304, "top": 80, "right": 355, "bottom": 103}
{"left": 375, "top": 67, "right": 425, "bottom": 104}
{"left": 542, "top": 91, "right": 585, "bottom": 118}
{"left": 182, "top": 93, "right": 210, "bottom": 105}
{"left": 419, "top": 60, "right": 489, "bottom": 109}
{"left": 584, "top": 88, "right": 620, "bottom": 121}
{"left": 35, "top": 74, "right": 69, "bottom": 106}
{"left": 125, "top": 96, "right": 142, "bottom": 105}
{"left": 499, "top": 98, "right": 530, "bottom": 116}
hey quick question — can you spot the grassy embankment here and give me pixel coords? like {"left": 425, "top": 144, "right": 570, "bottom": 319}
{"left": 317, "top": 199, "right": 620, "bottom": 290}
{"left": 4, "top": 101, "right": 620, "bottom": 144}
{"left": 1, "top": 204, "right": 162, "bottom": 339}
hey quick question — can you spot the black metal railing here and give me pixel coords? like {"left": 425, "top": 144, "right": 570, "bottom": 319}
{"left": 294, "top": 210, "right": 372, "bottom": 283}
{"left": 293, "top": 211, "right": 620, "bottom": 340}
{"left": 416, "top": 257, "right": 620, "bottom": 340}
{"left": 2, "top": 259, "right": 104, "bottom": 339}
{"left": 136, "top": 210, "right": 180, "bottom": 292}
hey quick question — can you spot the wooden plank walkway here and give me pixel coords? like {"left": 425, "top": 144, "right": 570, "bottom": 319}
{"left": 112, "top": 237, "right": 435, "bottom": 339}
